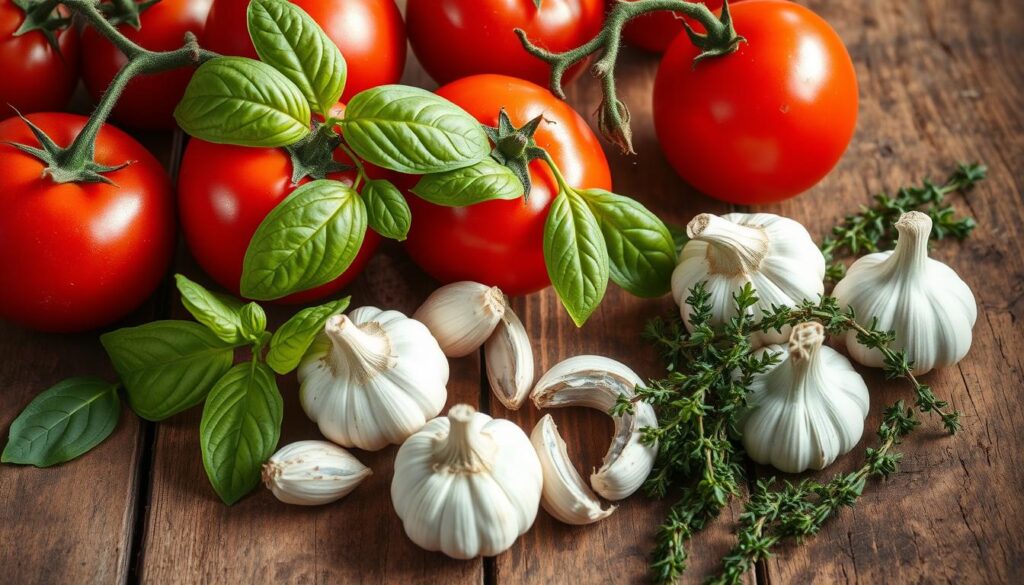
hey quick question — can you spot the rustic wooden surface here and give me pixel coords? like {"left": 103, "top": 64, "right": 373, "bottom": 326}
{"left": 2, "top": 0, "right": 1022, "bottom": 583}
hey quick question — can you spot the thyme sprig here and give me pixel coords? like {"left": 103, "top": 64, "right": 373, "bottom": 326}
{"left": 821, "top": 163, "right": 985, "bottom": 281}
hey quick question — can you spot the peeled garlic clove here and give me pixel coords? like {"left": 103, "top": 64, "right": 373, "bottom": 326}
{"left": 262, "top": 440, "right": 372, "bottom": 506}
{"left": 530, "top": 414, "right": 616, "bottom": 525}
{"left": 531, "top": 355, "right": 658, "bottom": 501}
{"left": 484, "top": 306, "right": 534, "bottom": 410}
{"left": 414, "top": 281, "right": 506, "bottom": 358}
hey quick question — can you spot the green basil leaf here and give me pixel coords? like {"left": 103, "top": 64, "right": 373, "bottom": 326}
{"left": 411, "top": 158, "right": 523, "bottom": 206}
{"left": 175, "top": 274, "right": 246, "bottom": 344}
{"left": 241, "top": 180, "right": 367, "bottom": 301}
{"left": 247, "top": 0, "right": 346, "bottom": 116}
{"left": 266, "top": 296, "right": 350, "bottom": 375}
{"left": 101, "top": 321, "right": 236, "bottom": 421}
{"left": 362, "top": 179, "right": 411, "bottom": 241}
{"left": 343, "top": 85, "right": 489, "bottom": 173}
{"left": 579, "top": 189, "right": 676, "bottom": 298}
{"left": 239, "top": 302, "right": 268, "bottom": 342}
{"left": 2, "top": 378, "right": 120, "bottom": 467}
{"left": 174, "top": 57, "right": 311, "bottom": 147}
{"left": 200, "top": 361, "right": 282, "bottom": 505}
{"left": 543, "top": 191, "right": 609, "bottom": 327}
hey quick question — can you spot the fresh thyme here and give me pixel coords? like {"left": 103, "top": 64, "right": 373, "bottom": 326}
{"left": 821, "top": 163, "right": 985, "bottom": 282}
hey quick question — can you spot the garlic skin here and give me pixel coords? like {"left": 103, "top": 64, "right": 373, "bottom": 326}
{"left": 298, "top": 306, "right": 448, "bottom": 451}
{"left": 740, "top": 322, "right": 869, "bottom": 474}
{"left": 833, "top": 211, "right": 977, "bottom": 375}
{"left": 414, "top": 281, "right": 506, "bottom": 357}
{"left": 672, "top": 213, "right": 825, "bottom": 346}
{"left": 531, "top": 355, "right": 657, "bottom": 501}
{"left": 391, "top": 404, "right": 542, "bottom": 559}
{"left": 484, "top": 306, "right": 535, "bottom": 410}
{"left": 530, "top": 414, "right": 615, "bottom": 525}
{"left": 262, "top": 440, "right": 371, "bottom": 506}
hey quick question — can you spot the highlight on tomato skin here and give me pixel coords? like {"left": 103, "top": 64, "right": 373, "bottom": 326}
{"left": 0, "top": 0, "right": 80, "bottom": 116}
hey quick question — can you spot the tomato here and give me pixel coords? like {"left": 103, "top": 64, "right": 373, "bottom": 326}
{"left": 202, "top": 0, "right": 406, "bottom": 101}
{"left": 0, "top": 114, "right": 175, "bottom": 332}
{"left": 653, "top": 0, "right": 857, "bottom": 204}
{"left": 406, "top": 0, "right": 604, "bottom": 86}
{"left": 0, "top": 0, "right": 78, "bottom": 115}
{"left": 81, "top": 0, "right": 212, "bottom": 131}
{"left": 620, "top": 0, "right": 724, "bottom": 53}
{"left": 403, "top": 74, "right": 611, "bottom": 295}
{"left": 177, "top": 138, "right": 380, "bottom": 304}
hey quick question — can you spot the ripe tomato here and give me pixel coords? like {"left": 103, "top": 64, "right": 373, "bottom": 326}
{"left": 0, "top": 114, "right": 175, "bottom": 332}
{"left": 406, "top": 0, "right": 604, "bottom": 86}
{"left": 81, "top": 0, "right": 212, "bottom": 131}
{"left": 620, "top": 0, "right": 724, "bottom": 53}
{"left": 403, "top": 74, "right": 611, "bottom": 295}
{"left": 201, "top": 0, "right": 406, "bottom": 101}
{"left": 0, "top": 0, "right": 78, "bottom": 115}
{"left": 653, "top": 0, "right": 857, "bottom": 204}
{"left": 177, "top": 138, "right": 380, "bottom": 304}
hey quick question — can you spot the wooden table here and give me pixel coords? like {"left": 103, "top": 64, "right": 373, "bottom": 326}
{"left": 2, "top": 0, "right": 1022, "bottom": 583}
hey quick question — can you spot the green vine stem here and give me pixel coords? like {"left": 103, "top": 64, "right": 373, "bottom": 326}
{"left": 516, "top": 0, "right": 744, "bottom": 153}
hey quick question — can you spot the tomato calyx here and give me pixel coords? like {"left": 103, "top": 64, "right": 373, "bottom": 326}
{"left": 7, "top": 110, "right": 132, "bottom": 184}
{"left": 484, "top": 108, "right": 550, "bottom": 198}
{"left": 284, "top": 122, "right": 352, "bottom": 185}
{"left": 96, "top": 0, "right": 161, "bottom": 29}
{"left": 682, "top": 0, "right": 745, "bottom": 65}
{"left": 11, "top": 0, "right": 70, "bottom": 51}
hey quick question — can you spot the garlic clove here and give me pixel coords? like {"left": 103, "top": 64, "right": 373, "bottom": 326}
{"left": 530, "top": 355, "right": 658, "bottom": 501}
{"left": 530, "top": 414, "right": 616, "bottom": 525}
{"left": 262, "top": 440, "right": 372, "bottom": 506}
{"left": 413, "top": 281, "right": 506, "bottom": 358}
{"left": 484, "top": 305, "right": 535, "bottom": 410}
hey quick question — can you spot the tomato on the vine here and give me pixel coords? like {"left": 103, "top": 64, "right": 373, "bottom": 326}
{"left": 402, "top": 74, "right": 611, "bottom": 295}
{"left": 619, "top": 0, "right": 724, "bottom": 53}
{"left": 0, "top": 0, "right": 79, "bottom": 116}
{"left": 653, "top": 0, "right": 857, "bottom": 205}
{"left": 406, "top": 0, "right": 604, "bottom": 87}
{"left": 201, "top": 0, "right": 406, "bottom": 101}
{"left": 81, "top": 0, "right": 212, "bottom": 131}
{"left": 0, "top": 113, "right": 175, "bottom": 332}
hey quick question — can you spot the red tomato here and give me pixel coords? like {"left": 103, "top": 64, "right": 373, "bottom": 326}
{"left": 406, "top": 0, "right": 604, "bottom": 86}
{"left": 202, "top": 0, "right": 406, "bottom": 101}
{"left": 81, "top": 0, "right": 212, "bottom": 131}
{"left": 0, "top": 114, "right": 175, "bottom": 332}
{"left": 653, "top": 0, "right": 857, "bottom": 204}
{"left": 403, "top": 74, "right": 611, "bottom": 295}
{"left": 177, "top": 138, "right": 380, "bottom": 304}
{"left": 0, "top": 0, "right": 78, "bottom": 115}
{"left": 620, "top": 0, "right": 724, "bottom": 53}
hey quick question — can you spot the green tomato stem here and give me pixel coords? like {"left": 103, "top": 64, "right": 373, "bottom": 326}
{"left": 337, "top": 142, "right": 369, "bottom": 191}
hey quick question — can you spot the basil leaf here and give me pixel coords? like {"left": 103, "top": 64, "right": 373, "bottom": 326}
{"left": 362, "top": 179, "right": 411, "bottom": 241}
{"left": 266, "top": 297, "right": 351, "bottom": 375}
{"left": 101, "top": 321, "right": 236, "bottom": 421}
{"left": 239, "top": 302, "right": 268, "bottom": 342}
{"left": 247, "top": 0, "right": 346, "bottom": 116}
{"left": 343, "top": 85, "right": 489, "bottom": 173}
{"left": 175, "top": 274, "right": 246, "bottom": 344}
{"left": 2, "top": 378, "right": 120, "bottom": 467}
{"left": 174, "top": 57, "right": 311, "bottom": 147}
{"left": 200, "top": 361, "right": 282, "bottom": 505}
{"left": 579, "top": 189, "right": 676, "bottom": 297}
{"left": 411, "top": 158, "right": 523, "bottom": 206}
{"left": 543, "top": 191, "right": 610, "bottom": 327}
{"left": 241, "top": 180, "right": 367, "bottom": 300}
{"left": 668, "top": 223, "right": 689, "bottom": 255}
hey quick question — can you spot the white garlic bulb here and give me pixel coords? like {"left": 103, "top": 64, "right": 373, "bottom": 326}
{"left": 833, "top": 211, "right": 977, "bottom": 375}
{"left": 484, "top": 307, "right": 535, "bottom": 410}
{"left": 531, "top": 355, "right": 657, "bottom": 501}
{"left": 298, "top": 306, "right": 448, "bottom": 451}
{"left": 530, "top": 414, "right": 615, "bottom": 525}
{"left": 262, "top": 440, "right": 371, "bottom": 506}
{"left": 671, "top": 213, "right": 825, "bottom": 346}
{"left": 414, "top": 281, "right": 506, "bottom": 357}
{"left": 740, "top": 322, "right": 869, "bottom": 474}
{"left": 391, "top": 404, "right": 542, "bottom": 559}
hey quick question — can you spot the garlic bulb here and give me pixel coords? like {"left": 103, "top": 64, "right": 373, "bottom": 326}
{"left": 262, "top": 440, "right": 371, "bottom": 506}
{"left": 531, "top": 355, "right": 657, "bottom": 501}
{"left": 414, "top": 281, "right": 506, "bottom": 357}
{"left": 740, "top": 322, "right": 869, "bottom": 474}
{"left": 672, "top": 213, "right": 825, "bottom": 346}
{"left": 833, "top": 211, "right": 977, "bottom": 375}
{"left": 530, "top": 414, "right": 615, "bottom": 525}
{"left": 298, "top": 306, "right": 448, "bottom": 451}
{"left": 391, "top": 404, "right": 542, "bottom": 559}
{"left": 484, "top": 307, "right": 534, "bottom": 410}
